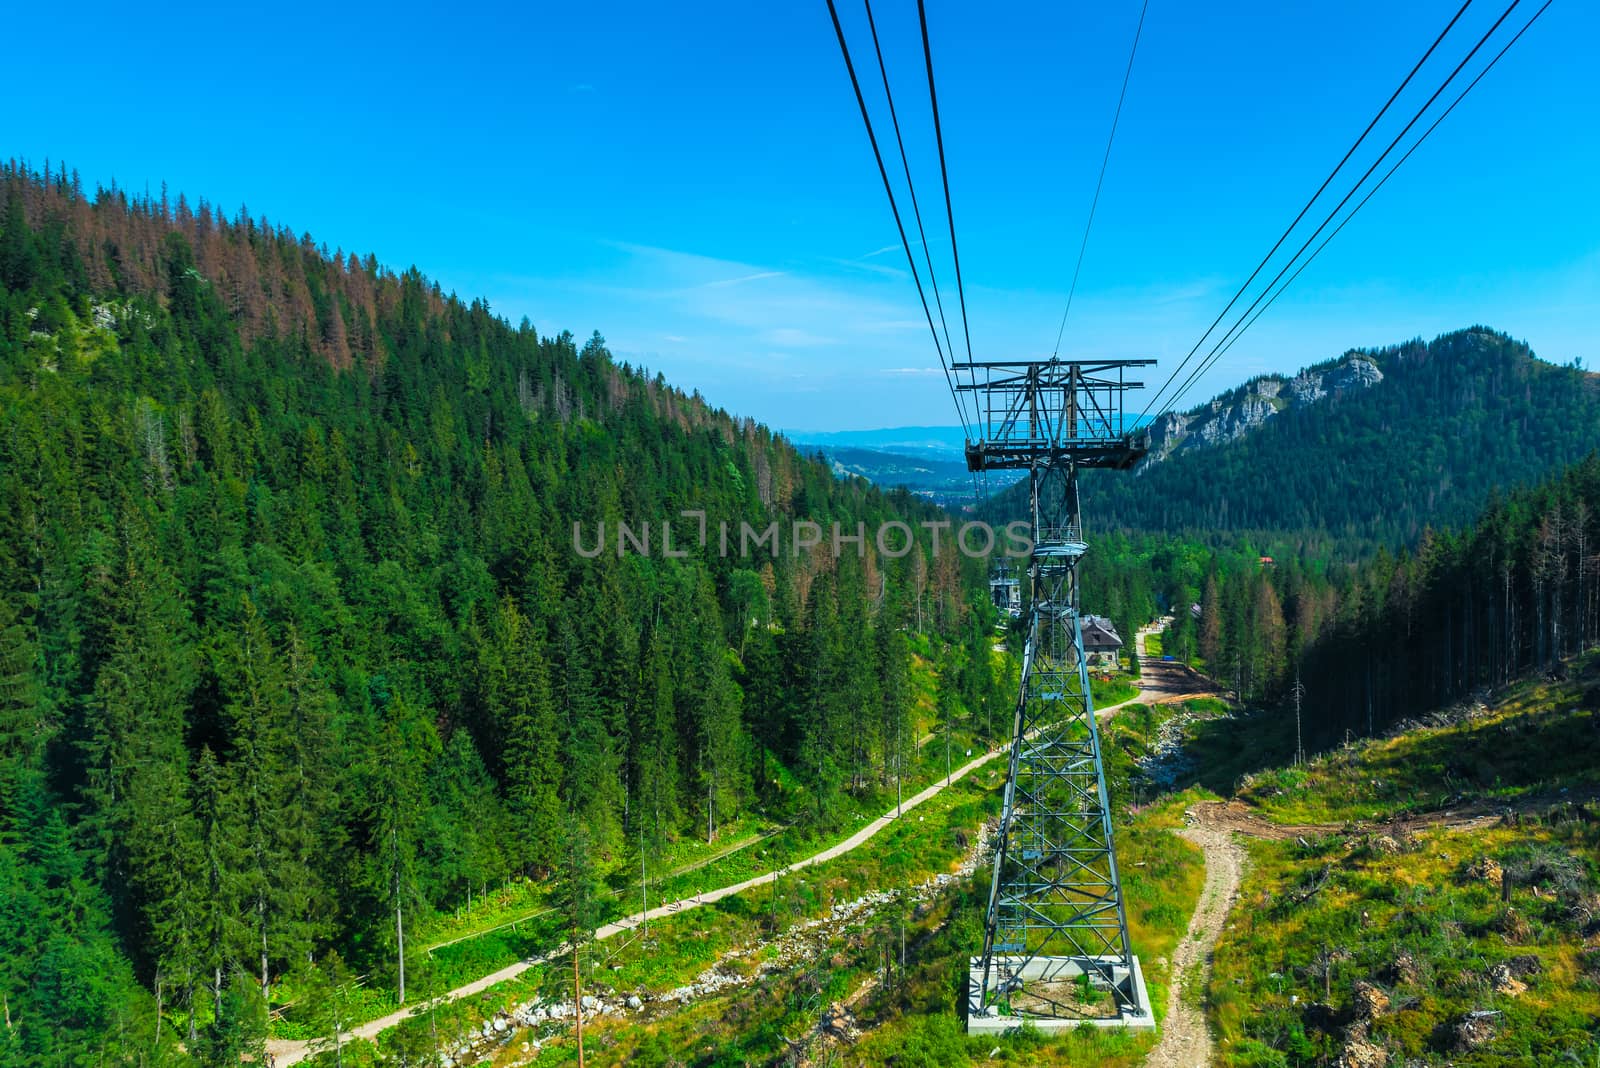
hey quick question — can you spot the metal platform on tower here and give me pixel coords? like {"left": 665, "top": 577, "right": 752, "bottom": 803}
{"left": 957, "top": 357, "right": 1156, "bottom": 1033}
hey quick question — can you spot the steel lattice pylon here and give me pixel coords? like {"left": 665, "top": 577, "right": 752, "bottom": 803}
{"left": 956, "top": 358, "right": 1157, "bottom": 1031}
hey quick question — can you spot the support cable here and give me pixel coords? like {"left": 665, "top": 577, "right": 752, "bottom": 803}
{"left": 1051, "top": 0, "right": 1151, "bottom": 360}
{"left": 824, "top": 0, "right": 972, "bottom": 439}
{"left": 1134, "top": 0, "right": 1476, "bottom": 425}
{"left": 863, "top": 0, "right": 959, "bottom": 386}
{"left": 1163, "top": 0, "right": 1553, "bottom": 414}
{"left": 917, "top": 0, "right": 981, "bottom": 430}
{"left": 1156, "top": 0, "right": 1528, "bottom": 417}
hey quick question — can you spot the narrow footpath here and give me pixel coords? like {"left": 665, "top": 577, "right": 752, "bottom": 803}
{"left": 270, "top": 652, "right": 1158, "bottom": 1065}
{"left": 1145, "top": 818, "right": 1245, "bottom": 1068}
{"left": 1136, "top": 619, "right": 1238, "bottom": 1068}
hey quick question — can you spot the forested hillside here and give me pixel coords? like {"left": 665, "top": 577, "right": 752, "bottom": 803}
{"left": 1081, "top": 328, "right": 1600, "bottom": 545}
{"left": 1126, "top": 456, "right": 1600, "bottom": 755}
{"left": 0, "top": 161, "right": 999, "bottom": 1063}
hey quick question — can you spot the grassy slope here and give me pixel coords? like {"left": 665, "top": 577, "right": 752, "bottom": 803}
{"left": 271, "top": 637, "right": 1007, "bottom": 1038}
{"left": 325, "top": 700, "right": 1208, "bottom": 1067}
{"left": 1203, "top": 655, "right": 1600, "bottom": 1066}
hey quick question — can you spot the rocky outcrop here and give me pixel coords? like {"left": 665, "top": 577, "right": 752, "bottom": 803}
{"left": 1140, "top": 354, "right": 1383, "bottom": 468}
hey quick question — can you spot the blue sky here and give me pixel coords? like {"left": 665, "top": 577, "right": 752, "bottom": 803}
{"left": 9, "top": 1, "right": 1597, "bottom": 431}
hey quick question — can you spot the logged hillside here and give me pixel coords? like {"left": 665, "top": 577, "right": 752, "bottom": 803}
{"left": 1193, "top": 660, "right": 1600, "bottom": 1067}
{"left": 1081, "top": 328, "right": 1600, "bottom": 545}
{"left": 0, "top": 161, "right": 1004, "bottom": 1063}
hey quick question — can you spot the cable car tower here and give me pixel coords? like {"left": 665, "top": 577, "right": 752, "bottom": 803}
{"left": 959, "top": 357, "right": 1157, "bottom": 1033}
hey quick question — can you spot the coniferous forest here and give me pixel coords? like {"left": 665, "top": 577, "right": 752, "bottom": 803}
{"left": 1081, "top": 328, "right": 1600, "bottom": 547}
{"left": 0, "top": 161, "right": 1004, "bottom": 1063}
{"left": 1089, "top": 458, "right": 1600, "bottom": 754}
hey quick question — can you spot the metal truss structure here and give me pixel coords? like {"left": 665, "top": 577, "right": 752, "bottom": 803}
{"left": 957, "top": 358, "right": 1155, "bottom": 1028}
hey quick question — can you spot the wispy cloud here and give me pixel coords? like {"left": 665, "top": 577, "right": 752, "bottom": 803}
{"left": 829, "top": 256, "right": 907, "bottom": 280}
{"left": 878, "top": 366, "right": 943, "bottom": 376}
{"left": 701, "top": 270, "right": 785, "bottom": 289}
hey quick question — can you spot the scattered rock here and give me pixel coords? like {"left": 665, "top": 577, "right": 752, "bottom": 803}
{"left": 1488, "top": 963, "right": 1527, "bottom": 996}
{"left": 819, "top": 1001, "right": 858, "bottom": 1040}
{"left": 1465, "top": 856, "right": 1503, "bottom": 885}
{"left": 1369, "top": 835, "right": 1400, "bottom": 857}
{"left": 1498, "top": 907, "right": 1533, "bottom": 944}
{"left": 1387, "top": 953, "right": 1421, "bottom": 986}
{"left": 626, "top": 994, "right": 643, "bottom": 1010}
{"left": 1334, "top": 1036, "right": 1388, "bottom": 1068}
{"left": 1352, "top": 981, "right": 1390, "bottom": 1020}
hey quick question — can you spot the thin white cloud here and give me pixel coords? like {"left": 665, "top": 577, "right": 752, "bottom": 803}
{"left": 879, "top": 366, "right": 943, "bottom": 375}
{"left": 701, "top": 270, "right": 785, "bottom": 289}
{"left": 829, "top": 257, "right": 907, "bottom": 280}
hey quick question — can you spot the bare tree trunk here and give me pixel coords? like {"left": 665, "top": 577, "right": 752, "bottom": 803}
{"left": 396, "top": 900, "right": 405, "bottom": 1005}
{"left": 895, "top": 714, "right": 903, "bottom": 818}
{"left": 395, "top": 823, "right": 407, "bottom": 1005}
{"left": 573, "top": 941, "right": 586, "bottom": 1068}
{"left": 261, "top": 899, "right": 270, "bottom": 1000}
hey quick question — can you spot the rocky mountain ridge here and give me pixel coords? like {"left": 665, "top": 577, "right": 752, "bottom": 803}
{"left": 1142, "top": 352, "right": 1385, "bottom": 467}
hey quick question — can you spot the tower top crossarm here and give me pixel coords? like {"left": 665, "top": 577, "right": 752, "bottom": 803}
{"left": 954, "top": 358, "right": 1155, "bottom": 472}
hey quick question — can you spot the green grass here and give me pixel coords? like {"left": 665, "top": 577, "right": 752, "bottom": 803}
{"left": 344, "top": 772, "right": 1006, "bottom": 1066}
{"left": 1185, "top": 650, "right": 1600, "bottom": 1066}
{"left": 1091, "top": 672, "right": 1140, "bottom": 709}
{"left": 325, "top": 696, "right": 1206, "bottom": 1067}
{"left": 1224, "top": 657, "right": 1600, "bottom": 827}
{"left": 1144, "top": 632, "right": 1164, "bottom": 658}
{"left": 1209, "top": 819, "right": 1600, "bottom": 1067}
{"left": 271, "top": 641, "right": 1026, "bottom": 1040}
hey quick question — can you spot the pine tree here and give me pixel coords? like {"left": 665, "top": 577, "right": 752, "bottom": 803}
{"left": 368, "top": 693, "right": 437, "bottom": 1005}
{"left": 636, "top": 640, "right": 680, "bottom": 854}
{"left": 479, "top": 597, "right": 562, "bottom": 872}
{"left": 550, "top": 813, "right": 604, "bottom": 1068}
{"left": 874, "top": 601, "right": 913, "bottom": 814}
{"left": 696, "top": 658, "right": 746, "bottom": 843}
{"left": 215, "top": 595, "right": 318, "bottom": 999}
{"left": 554, "top": 609, "right": 623, "bottom": 859}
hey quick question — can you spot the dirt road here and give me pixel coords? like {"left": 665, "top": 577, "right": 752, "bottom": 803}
{"left": 1135, "top": 621, "right": 1218, "bottom": 706}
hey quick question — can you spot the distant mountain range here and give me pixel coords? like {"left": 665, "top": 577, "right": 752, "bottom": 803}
{"left": 788, "top": 426, "right": 993, "bottom": 506}
{"left": 788, "top": 424, "right": 966, "bottom": 456}
{"left": 810, "top": 328, "right": 1598, "bottom": 547}
{"left": 1085, "top": 326, "right": 1599, "bottom": 544}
